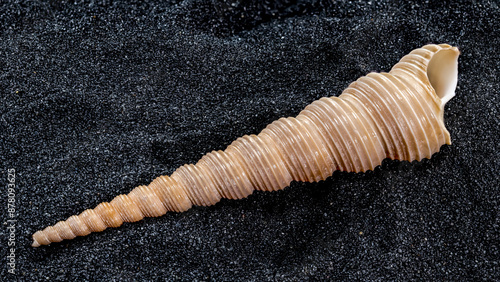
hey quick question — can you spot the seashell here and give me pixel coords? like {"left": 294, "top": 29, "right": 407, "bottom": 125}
{"left": 32, "top": 44, "right": 460, "bottom": 247}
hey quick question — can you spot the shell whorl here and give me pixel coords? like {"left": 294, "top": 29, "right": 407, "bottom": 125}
{"left": 32, "top": 44, "right": 459, "bottom": 247}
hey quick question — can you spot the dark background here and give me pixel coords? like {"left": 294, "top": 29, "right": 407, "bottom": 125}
{"left": 1, "top": 0, "right": 499, "bottom": 280}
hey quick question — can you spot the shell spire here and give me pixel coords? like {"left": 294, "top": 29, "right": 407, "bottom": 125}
{"left": 32, "top": 44, "right": 460, "bottom": 247}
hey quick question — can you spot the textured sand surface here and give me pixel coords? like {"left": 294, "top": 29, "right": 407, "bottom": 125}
{"left": 1, "top": 1, "right": 498, "bottom": 280}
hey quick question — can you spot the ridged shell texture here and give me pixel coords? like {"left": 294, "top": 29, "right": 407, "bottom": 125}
{"left": 32, "top": 44, "right": 459, "bottom": 247}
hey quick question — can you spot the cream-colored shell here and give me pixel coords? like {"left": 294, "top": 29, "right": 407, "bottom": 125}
{"left": 32, "top": 44, "right": 460, "bottom": 247}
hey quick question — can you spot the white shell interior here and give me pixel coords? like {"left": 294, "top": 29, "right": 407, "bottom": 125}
{"left": 426, "top": 47, "right": 460, "bottom": 107}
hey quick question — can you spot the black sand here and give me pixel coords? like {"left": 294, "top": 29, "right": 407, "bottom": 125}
{"left": 1, "top": 1, "right": 498, "bottom": 280}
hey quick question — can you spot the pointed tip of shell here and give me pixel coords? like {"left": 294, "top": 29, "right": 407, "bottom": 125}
{"left": 32, "top": 240, "right": 41, "bottom": 247}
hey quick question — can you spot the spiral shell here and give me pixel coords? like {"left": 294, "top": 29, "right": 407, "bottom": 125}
{"left": 32, "top": 44, "right": 459, "bottom": 247}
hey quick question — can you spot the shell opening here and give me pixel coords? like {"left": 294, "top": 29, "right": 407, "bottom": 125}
{"left": 426, "top": 47, "right": 459, "bottom": 107}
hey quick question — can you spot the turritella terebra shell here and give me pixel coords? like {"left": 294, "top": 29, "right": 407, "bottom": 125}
{"left": 32, "top": 44, "right": 459, "bottom": 247}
